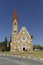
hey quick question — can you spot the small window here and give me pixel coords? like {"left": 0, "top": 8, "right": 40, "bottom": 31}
{"left": 14, "top": 23, "right": 16, "bottom": 25}
{"left": 14, "top": 31, "right": 16, "bottom": 33}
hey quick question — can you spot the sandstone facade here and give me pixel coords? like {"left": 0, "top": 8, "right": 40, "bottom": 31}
{"left": 11, "top": 9, "right": 33, "bottom": 52}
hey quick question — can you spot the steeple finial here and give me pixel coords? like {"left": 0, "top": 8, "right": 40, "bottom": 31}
{"left": 12, "top": 8, "right": 18, "bottom": 21}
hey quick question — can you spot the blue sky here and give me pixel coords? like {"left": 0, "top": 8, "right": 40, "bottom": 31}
{"left": 0, "top": 0, "right": 43, "bottom": 45}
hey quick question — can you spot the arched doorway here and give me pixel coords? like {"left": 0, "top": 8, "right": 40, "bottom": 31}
{"left": 23, "top": 47, "right": 25, "bottom": 51}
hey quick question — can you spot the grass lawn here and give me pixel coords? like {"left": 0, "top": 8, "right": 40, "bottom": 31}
{"left": 0, "top": 51, "right": 43, "bottom": 58}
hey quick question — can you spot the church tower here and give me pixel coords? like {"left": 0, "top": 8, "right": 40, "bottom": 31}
{"left": 11, "top": 8, "right": 18, "bottom": 51}
{"left": 11, "top": 8, "right": 33, "bottom": 52}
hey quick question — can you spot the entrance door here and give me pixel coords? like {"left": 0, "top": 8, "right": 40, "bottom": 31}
{"left": 23, "top": 47, "right": 25, "bottom": 51}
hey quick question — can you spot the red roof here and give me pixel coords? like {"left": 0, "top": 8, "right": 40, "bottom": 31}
{"left": 12, "top": 8, "right": 18, "bottom": 21}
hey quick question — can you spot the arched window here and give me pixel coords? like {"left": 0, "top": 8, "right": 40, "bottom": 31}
{"left": 14, "top": 23, "right": 16, "bottom": 25}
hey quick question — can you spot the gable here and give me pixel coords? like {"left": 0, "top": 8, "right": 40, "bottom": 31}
{"left": 17, "top": 27, "right": 31, "bottom": 40}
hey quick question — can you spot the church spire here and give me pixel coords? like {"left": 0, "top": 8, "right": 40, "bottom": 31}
{"left": 12, "top": 8, "right": 18, "bottom": 21}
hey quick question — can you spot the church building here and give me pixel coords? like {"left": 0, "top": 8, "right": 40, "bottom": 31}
{"left": 11, "top": 8, "right": 33, "bottom": 52}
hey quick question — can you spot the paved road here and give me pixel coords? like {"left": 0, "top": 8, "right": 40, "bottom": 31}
{"left": 0, "top": 55, "right": 43, "bottom": 65}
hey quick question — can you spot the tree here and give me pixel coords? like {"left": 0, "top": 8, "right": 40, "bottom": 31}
{"left": 0, "top": 42, "right": 4, "bottom": 51}
{"left": 9, "top": 36, "right": 12, "bottom": 51}
{"left": 6, "top": 36, "right": 12, "bottom": 51}
{"left": 33, "top": 44, "right": 43, "bottom": 50}
{"left": 10, "top": 36, "right": 12, "bottom": 43}
{"left": 4, "top": 37, "right": 8, "bottom": 51}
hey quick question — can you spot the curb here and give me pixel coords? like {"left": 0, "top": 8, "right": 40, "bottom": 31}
{"left": 0, "top": 54, "right": 43, "bottom": 61}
